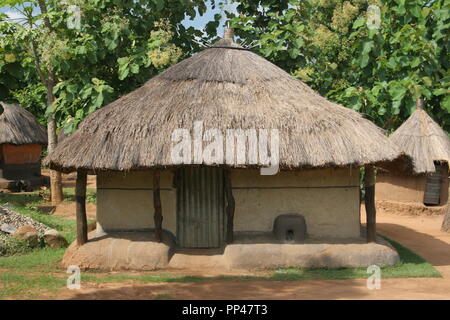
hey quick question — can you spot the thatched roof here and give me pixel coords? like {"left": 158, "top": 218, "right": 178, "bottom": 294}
{"left": 0, "top": 102, "right": 47, "bottom": 146}
{"left": 390, "top": 106, "right": 450, "bottom": 174}
{"left": 45, "top": 37, "right": 402, "bottom": 173}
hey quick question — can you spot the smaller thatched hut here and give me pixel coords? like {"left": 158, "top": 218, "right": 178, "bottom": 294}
{"left": 0, "top": 102, "right": 48, "bottom": 190}
{"left": 376, "top": 99, "right": 450, "bottom": 214}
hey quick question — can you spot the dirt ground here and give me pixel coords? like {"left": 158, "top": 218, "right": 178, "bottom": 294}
{"left": 38, "top": 171, "right": 97, "bottom": 219}
{"left": 41, "top": 170, "right": 97, "bottom": 189}
{"left": 49, "top": 210, "right": 450, "bottom": 300}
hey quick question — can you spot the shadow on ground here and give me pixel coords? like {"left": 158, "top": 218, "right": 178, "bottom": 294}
{"left": 378, "top": 223, "right": 450, "bottom": 267}
{"left": 63, "top": 278, "right": 371, "bottom": 300}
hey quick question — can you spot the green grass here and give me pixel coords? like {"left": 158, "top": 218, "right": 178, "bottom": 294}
{"left": 0, "top": 272, "right": 66, "bottom": 299}
{"left": 82, "top": 273, "right": 210, "bottom": 284}
{"left": 60, "top": 188, "right": 97, "bottom": 204}
{"left": 0, "top": 187, "right": 96, "bottom": 209}
{"left": 0, "top": 192, "right": 71, "bottom": 298}
{"left": 153, "top": 293, "right": 173, "bottom": 300}
{"left": 0, "top": 248, "right": 66, "bottom": 272}
{"left": 0, "top": 237, "right": 32, "bottom": 256}
{"left": 0, "top": 190, "right": 442, "bottom": 299}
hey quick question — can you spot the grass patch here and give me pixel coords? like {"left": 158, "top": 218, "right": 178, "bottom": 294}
{"left": 0, "top": 272, "right": 65, "bottom": 299}
{"left": 0, "top": 236, "right": 34, "bottom": 257}
{"left": 0, "top": 248, "right": 66, "bottom": 272}
{"left": 0, "top": 192, "right": 42, "bottom": 208}
{"left": 82, "top": 272, "right": 209, "bottom": 284}
{"left": 0, "top": 188, "right": 96, "bottom": 208}
{"left": 60, "top": 188, "right": 97, "bottom": 204}
{"left": 0, "top": 192, "right": 73, "bottom": 298}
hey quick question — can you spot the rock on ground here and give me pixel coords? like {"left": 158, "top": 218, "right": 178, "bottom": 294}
{"left": 0, "top": 223, "right": 17, "bottom": 234}
{"left": 0, "top": 205, "right": 50, "bottom": 233}
{"left": 44, "top": 229, "right": 68, "bottom": 248}
{"left": 13, "top": 226, "right": 39, "bottom": 247}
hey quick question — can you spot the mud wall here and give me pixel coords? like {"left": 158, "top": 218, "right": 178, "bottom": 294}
{"left": 97, "top": 167, "right": 361, "bottom": 239}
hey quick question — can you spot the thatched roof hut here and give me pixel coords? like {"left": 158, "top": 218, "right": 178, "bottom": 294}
{"left": 0, "top": 102, "right": 47, "bottom": 146}
{"left": 47, "top": 32, "right": 403, "bottom": 270}
{"left": 0, "top": 102, "right": 47, "bottom": 190}
{"left": 390, "top": 101, "right": 450, "bottom": 174}
{"left": 376, "top": 100, "right": 450, "bottom": 209}
{"left": 45, "top": 38, "right": 401, "bottom": 173}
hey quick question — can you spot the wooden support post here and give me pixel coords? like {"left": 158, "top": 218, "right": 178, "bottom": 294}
{"left": 224, "top": 170, "right": 235, "bottom": 244}
{"left": 364, "top": 166, "right": 377, "bottom": 243}
{"left": 153, "top": 170, "right": 163, "bottom": 242}
{"left": 75, "top": 170, "right": 88, "bottom": 245}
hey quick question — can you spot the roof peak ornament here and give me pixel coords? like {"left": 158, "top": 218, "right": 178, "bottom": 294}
{"left": 224, "top": 27, "right": 234, "bottom": 41}
{"left": 416, "top": 98, "right": 425, "bottom": 110}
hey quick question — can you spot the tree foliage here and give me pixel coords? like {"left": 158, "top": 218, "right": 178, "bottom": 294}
{"left": 228, "top": 0, "right": 449, "bottom": 132}
{"left": 0, "top": 0, "right": 218, "bottom": 132}
{"left": 1, "top": 0, "right": 448, "bottom": 134}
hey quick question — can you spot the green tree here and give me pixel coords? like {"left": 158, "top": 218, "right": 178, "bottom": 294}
{"left": 228, "top": 0, "right": 449, "bottom": 132}
{"left": 0, "top": 0, "right": 219, "bottom": 203}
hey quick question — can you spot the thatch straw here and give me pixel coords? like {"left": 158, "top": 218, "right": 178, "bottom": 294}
{"left": 45, "top": 38, "right": 402, "bottom": 173}
{"left": 390, "top": 108, "right": 450, "bottom": 174}
{"left": 0, "top": 102, "right": 47, "bottom": 146}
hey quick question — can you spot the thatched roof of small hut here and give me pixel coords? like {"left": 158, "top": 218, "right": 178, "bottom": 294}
{"left": 390, "top": 103, "right": 450, "bottom": 174}
{"left": 45, "top": 36, "right": 403, "bottom": 173}
{"left": 0, "top": 102, "right": 47, "bottom": 146}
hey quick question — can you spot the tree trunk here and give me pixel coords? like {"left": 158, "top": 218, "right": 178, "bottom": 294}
{"left": 36, "top": 0, "right": 63, "bottom": 205}
{"left": 153, "top": 170, "right": 163, "bottom": 242}
{"left": 75, "top": 171, "right": 88, "bottom": 245}
{"left": 47, "top": 94, "right": 64, "bottom": 206}
{"left": 364, "top": 166, "right": 377, "bottom": 243}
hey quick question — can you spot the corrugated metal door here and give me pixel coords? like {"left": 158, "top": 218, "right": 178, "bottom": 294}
{"left": 176, "top": 167, "right": 226, "bottom": 248}
{"left": 424, "top": 163, "right": 445, "bottom": 205}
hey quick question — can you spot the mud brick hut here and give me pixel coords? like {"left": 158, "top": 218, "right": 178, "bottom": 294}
{"left": 376, "top": 99, "right": 450, "bottom": 215}
{"left": 46, "top": 31, "right": 404, "bottom": 271}
{"left": 0, "top": 102, "right": 47, "bottom": 191}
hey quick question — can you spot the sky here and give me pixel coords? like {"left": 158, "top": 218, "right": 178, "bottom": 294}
{"left": 0, "top": 1, "right": 239, "bottom": 35}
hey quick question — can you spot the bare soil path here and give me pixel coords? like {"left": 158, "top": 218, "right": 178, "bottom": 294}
{"left": 53, "top": 211, "right": 450, "bottom": 300}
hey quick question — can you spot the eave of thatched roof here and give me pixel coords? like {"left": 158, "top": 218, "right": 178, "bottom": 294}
{"left": 390, "top": 109, "right": 450, "bottom": 174}
{"left": 45, "top": 38, "right": 403, "bottom": 173}
{"left": 0, "top": 102, "right": 47, "bottom": 146}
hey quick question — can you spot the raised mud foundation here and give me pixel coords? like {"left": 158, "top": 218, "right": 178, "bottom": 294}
{"left": 62, "top": 231, "right": 400, "bottom": 271}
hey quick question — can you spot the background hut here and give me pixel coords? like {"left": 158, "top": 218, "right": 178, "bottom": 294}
{"left": 376, "top": 99, "right": 450, "bottom": 213}
{"left": 45, "top": 32, "right": 402, "bottom": 269}
{"left": 0, "top": 102, "right": 48, "bottom": 190}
